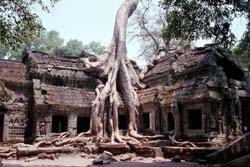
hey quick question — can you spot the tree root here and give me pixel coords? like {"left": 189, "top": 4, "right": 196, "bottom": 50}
{"left": 169, "top": 134, "right": 198, "bottom": 147}
{"left": 24, "top": 153, "right": 59, "bottom": 162}
{"left": 77, "top": 131, "right": 92, "bottom": 137}
{"left": 174, "top": 141, "right": 198, "bottom": 147}
{"left": 0, "top": 151, "right": 16, "bottom": 158}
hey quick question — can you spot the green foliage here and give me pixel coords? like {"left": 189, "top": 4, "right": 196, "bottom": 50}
{"left": 0, "top": 42, "right": 23, "bottom": 60}
{"left": 0, "top": 43, "right": 9, "bottom": 59}
{"left": 42, "top": 30, "right": 64, "bottom": 55}
{"left": 161, "top": 0, "right": 250, "bottom": 48}
{"left": 233, "top": 15, "right": 250, "bottom": 69}
{"left": 0, "top": 30, "right": 106, "bottom": 60}
{"left": 64, "top": 39, "right": 84, "bottom": 55}
{"left": 55, "top": 39, "right": 84, "bottom": 56}
{"left": 83, "top": 41, "right": 106, "bottom": 55}
{"left": 0, "top": 0, "right": 58, "bottom": 48}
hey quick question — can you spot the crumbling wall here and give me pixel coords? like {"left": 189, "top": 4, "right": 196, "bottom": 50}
{"left": 141, "top": 46, "right": 250, "bottom": 142}
{"left": 3, "top": 83, "right": 32, "bottom": 143}
{"left": 32, "top": 78, "right": 95, "bottom": 139}
{"left": 0, "top": 60, "right": 31, "bottom": 143}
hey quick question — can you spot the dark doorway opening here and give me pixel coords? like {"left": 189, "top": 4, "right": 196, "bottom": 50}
{"left": 118, "top": 115, "right": 128, "bottom": 130}
{"left": 0, "top": 114, "right": 4, "bottom": 142}
{"left": 167, "top": 112, "right": 175, "bottom": 131}
{"left": 77, "top": 116, "right": 90, "bottom": 133}
{"left": 188, "top": 109, "right": 202, "bottom": 129}
{"left": 241, "top": 99, "right": 250, "bottom": 133}
{"left": 52, "top": 115, "right": 68, "bottom": 133}
{"left": 141, "top": 113, "right": 150, "bottom": 129}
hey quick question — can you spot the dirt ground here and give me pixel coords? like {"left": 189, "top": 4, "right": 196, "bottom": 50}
{"left": 1, "top": 154, "right": 212, "bottom": 167}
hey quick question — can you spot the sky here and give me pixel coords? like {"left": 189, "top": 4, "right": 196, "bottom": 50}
{"left": 36, "top": 0, "right": 141, "bottom": 62}
{"left": 35, "top": 0, "right": 247, "bottom": 66}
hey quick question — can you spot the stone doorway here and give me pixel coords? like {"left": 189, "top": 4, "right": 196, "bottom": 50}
{"left": 188, "top": 109, "right": 202, "bottom": 129}
{"left": 118, "top": 115, "right": 128, "bottom": 130}
{"left": 52, "top": 115, "right": 68, "bottom": 133}
{"left": 77, "top": 116, "right": 90, "bottom": 133}
{"left": 141, "top": 113, "right": 150, "bottom": 129}
{"left": 167, "top": 112, "right": 175, "bottom": 131}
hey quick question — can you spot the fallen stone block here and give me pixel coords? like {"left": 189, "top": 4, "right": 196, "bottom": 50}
{"left": 133, "top": 146, "right": 164, "bottom": 158}
{"left": 120, "top": 154, "right": 134, "bottom": 161}
{"left": 98, "top": 143, "right": 130, "bottom": 155}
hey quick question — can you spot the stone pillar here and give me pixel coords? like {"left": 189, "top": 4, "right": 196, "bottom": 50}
{"left": 204, "top": 103, "right": 211, "bottom": 134}
{"left": 68, "top": 113, "right": 77, "bottom": 135}
{"left": 150, "top": 110, "right": 155, "bottom": 132}
{"left": 160, "top": 104, "right": 167, "bottom": 134}
{"left": 172, "top": 101, "right": 181, "bottom": 138}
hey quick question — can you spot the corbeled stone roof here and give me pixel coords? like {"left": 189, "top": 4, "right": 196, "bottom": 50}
{"left": 23, "top": 51, "right": 98, "bottom": 90}
{"left": 0, "top": 60, "right": 26, "bottom": 83}
{"left": 34, "top": 84, "right": 95, "bottom": 110}
{"left": 143, "top": 45, "right": 245, "bottom": 85}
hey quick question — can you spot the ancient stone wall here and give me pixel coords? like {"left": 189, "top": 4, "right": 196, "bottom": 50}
{"left": 0, "top": 60, "right": 32, "bottom": 143}
{"left": 141, "top": 46, "right": 250, "bottom": 142}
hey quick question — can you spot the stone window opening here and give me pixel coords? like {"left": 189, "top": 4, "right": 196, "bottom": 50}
{"left": 118, "top": 115, "right": 128, "bottom": 130}
{"left": 188, "top": 109, "right": 202, "bottom": 130}
{"left": 141, "top": 112, "right": 150, "bottom": 129}
{"left": 52, "top": 115, "right": 68, "bottom": 133}
{"left": 77, "top": 116, "right": 90, "bottom": 133}
{"left": 167, "top": 112, "right": 175, "bottom": 131}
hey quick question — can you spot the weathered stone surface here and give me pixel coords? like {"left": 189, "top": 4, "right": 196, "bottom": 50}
{"left": 132, "top": 146, "right": 163, "bottom": 158}
{"left": 120, "top": 154, "right": 134, "bottom": 161}
{"left": 1, "top": 45, "right": 250, "bottom": 166}
{"left": 83, "top": 145, "right": 98, "bottom": 154}
{"left": 206, "top": 132, "right": 250, "bottom": 164}
{"left": 98, "top": 143, "right": 130, "bottom": 155}
{"left": 162, "top": 146, "right": 218, "bottom": 161}
{"left": 140, "top": 140, "right": 170, "bottom": 147}
{"left": 103, "top": 151, "right": 113, "bottom": 157}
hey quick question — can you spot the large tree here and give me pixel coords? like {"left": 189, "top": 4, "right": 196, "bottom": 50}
{"left": 233, "top": 14, "right": 250, "bottom": 69}
{"left": 82, "top": 0, "right": 148, "bottom": 142}
{"left": 160, "top": 0, "right": 250, "bottom": 48}
{"left": 129, "top": 0, "right": 188, "bottom": 61}
{"left": 0, "top": 0, "right": 59, "bottom": 48}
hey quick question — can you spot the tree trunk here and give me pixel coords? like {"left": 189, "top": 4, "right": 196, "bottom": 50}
{"left": 82, "top": 0, "right": 143, "bottom": 142}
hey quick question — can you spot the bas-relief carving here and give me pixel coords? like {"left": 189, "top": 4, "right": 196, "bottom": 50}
{"left": 39, "top": 122, "right": 46, "bottom": 135}
{"left": 8, "top": 116, "right": 26, "bottom": 137}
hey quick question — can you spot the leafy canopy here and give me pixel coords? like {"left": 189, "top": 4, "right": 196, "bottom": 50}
{"left": 233, "top": 14, "right": 250, "bottom": 68}
{"left": 83, "top": 41, "right": 106, "bottom": 55}
{"left": 0, "top": 0, "right": 58, "bottom": 48}
{"left": 0, "top": 30, "right": 106, "bottom": 60}
{"left": 161, "top": 0, "right": 250, "bottom": 48}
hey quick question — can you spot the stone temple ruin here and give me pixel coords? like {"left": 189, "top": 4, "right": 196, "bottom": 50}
{"left": 0, "top": 44, "right": 250, "bottom": 165}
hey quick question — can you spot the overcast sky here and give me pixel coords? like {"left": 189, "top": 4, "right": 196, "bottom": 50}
{"left": 36, "top": 0, "right": 247, "bottom": 66}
